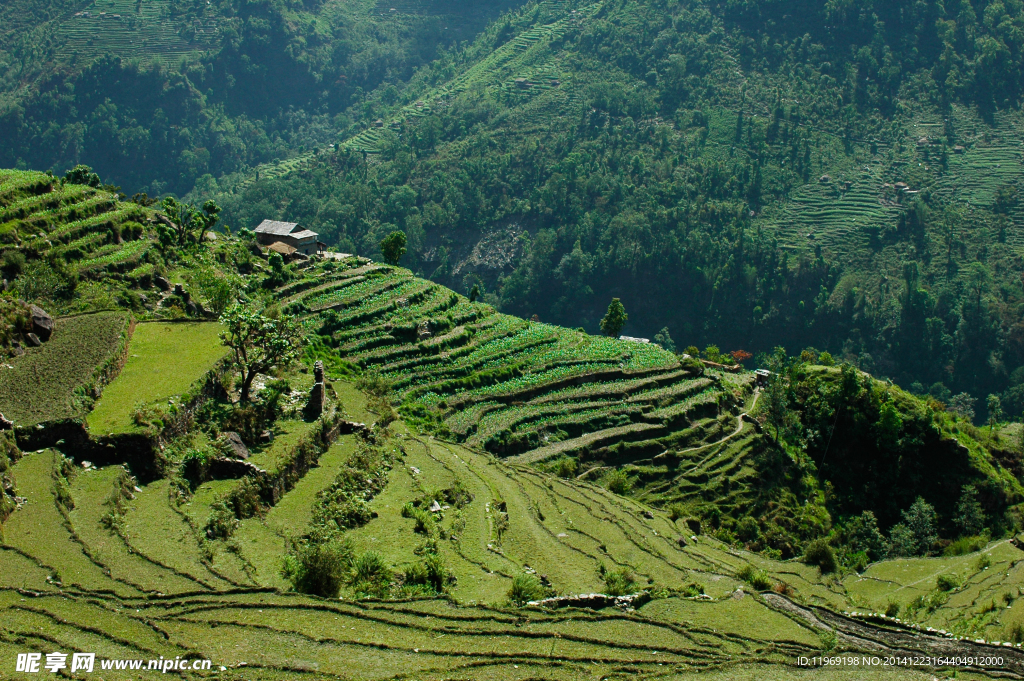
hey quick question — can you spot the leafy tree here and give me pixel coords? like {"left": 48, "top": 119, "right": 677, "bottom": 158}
{"left": 876, "top": 402, "right": 903, "bottom": 449}
{"left": 600, "top": 298, "right": 627, "bottom": 337}
{"left": 891, "top": 497, "right": 937, "bottom": 556}
{"left": 654, "top": 326, "right": 676, "bottom": 352}
{"left": 220, "top": 303, "right": 302, "bottom": 402}
{"left": 379, "top": 231, "right": 407, "bottom": 265}
{"left": 469, "top": 284, "right": 480, "bottom": 303}
{"left": 762, "top": 373, "right": 791, "bottom": 441}
{"left": 845, "top": 510, "right": 887, "bottom": 561}
{"left": 161, "top": 198, "right": 221, "bottom": 247}
{"left": 987, "top": 394, "right": 1003, "bottom": 430}
{"left": 953, "top": 485, "right": 986, "bottom": 537}
{"left": 949, "top": 393, "right": 977, "bottom": 421}
{"left": 63, "top": 164, "right": 101, "bottom": 188}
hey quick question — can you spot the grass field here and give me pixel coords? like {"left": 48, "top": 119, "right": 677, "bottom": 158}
{"left": 0, "top": 312, "right": 129, "bottom": 426}
{"left": 87, "top": 321, "right": 226, "bottom": 434}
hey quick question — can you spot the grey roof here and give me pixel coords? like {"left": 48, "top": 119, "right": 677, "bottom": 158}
{"left": 289, "top": 230, "right": 319, "bottom": 240}
{"left": 255, "top": 220, "right": 300, "bottom": 236}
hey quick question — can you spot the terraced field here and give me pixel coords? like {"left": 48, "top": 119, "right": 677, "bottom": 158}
{"left": 54, "top": 0, "right": 221, "bottom": 64}
{"left": 0, "top": 170, "right": 153, "bottom": 277}
{"left": 0, "top": 312, "right": 131, "bottom": 426}
{"left": 236, "top": 1, "right": 595, "bottom": 189}
{"left": 281, "top": 257, "right": 740, "bottom": 468}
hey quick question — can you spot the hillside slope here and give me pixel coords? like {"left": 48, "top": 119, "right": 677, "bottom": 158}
{"left": 3, "top": 177, "right": 1024, "bottom": 678}
{"left": 211, "top": 0, "right": 1024, "bottom": 418}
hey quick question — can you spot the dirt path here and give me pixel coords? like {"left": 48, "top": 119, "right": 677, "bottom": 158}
{"left": 765, "top": 593, "right": 1024, "bottom": 678}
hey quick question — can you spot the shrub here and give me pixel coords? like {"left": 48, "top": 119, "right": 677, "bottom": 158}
{"left": 737, "top": 565, "right": 773, "bottom": 591}
{"left": 885, "top": 599, "right": 900, "bottom": 618}
{"left": 205, "top": 498, "right": 239, "bottom": 540}
{"left": 803, "top": 539, "right": 838, "bottom": 573}
{"left": 553, "top": 456, "right": 578, "bottom": 479}
{"left": 404, "top": 553, "right": 454, "bottom": 594}
{"left": 976, "top": 553, "right": 992, "bottom": 570}
{"left": 603, "top": 567, "right": 636, "bottom": 596}
{"left": 819, "top": 629, "right": 838, "bottom": 652}
{"left": 507, "top": 574, "right": 547, "bottom": 606}
{"left": 283, "top": 538, "right": 354, "bottom": 598}
{"left": 936, "top": 573, "right": 963, "bottom": 591}
{"left": 667, "top": 503, "right": 687, "bottom": 521}
{"left": 1007, "top": 623, "right": 1024, "bottom": 645}
{"left": 353, "top": 551, "right": 391, "bottom": 585}
{"left": 603, "top": 469, "right": 634, "bottom": 495}
{"left": 944, "top": 535, "right": 987, "bottom": 556}
{"left": 681, "top": 582, "right": 705, "bottom": 597}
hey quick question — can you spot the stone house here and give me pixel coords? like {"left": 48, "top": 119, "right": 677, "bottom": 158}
{"left": 254, "top": 220, "right": 325, "bottom": 256}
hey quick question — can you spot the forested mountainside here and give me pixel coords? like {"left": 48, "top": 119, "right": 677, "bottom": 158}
{"left": 0, "top": 0, "right": 523, "bottom": 194}
{"left": 203, "top": 0, "right": 1024, "bottom": 418}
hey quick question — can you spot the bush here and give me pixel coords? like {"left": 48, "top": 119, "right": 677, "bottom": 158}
{"left": 944, "top": 535, "right": 987, "bottom": 556}
{"left": 737, "top": 564, "right": 773, "bottom": 591}
{"left": 936, "top": 573, "right": 963, "bottom": 591}
{"left": 681, "top": 582, "right": 705, "bottom": 597}
{"left": 283, "top": 538, "right": 354, "bottom": 598}
{"left": 885, "top": 599, "right": 900, "bottom": 618}
{"left": 507, "top": 574, "right": 547, "bottom": 606}
{"left": 353, "top": 550, "right": 390, "bottom": 583}
{"left": 403, "top": 553, "right": 454, "bottom": 594}
{"left": 803, "top": 539, "right": 838, "bottom": 573}
{"left": 204, "top": 498, "right": 238, "bottom": 540}
{"left": 603, "top": 469, "right": 634, "bottom": 495}
{"left": 603, "top": 567, "right": 636, "bottom": 596}
{"left": 553, "top": 457, "right": 578, "bottom": 479}
{"left": 1007, "top": 622, "right": 1024, "bottom": 645}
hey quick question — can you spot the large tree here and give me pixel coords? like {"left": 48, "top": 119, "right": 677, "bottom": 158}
{"left": 600, "top": 298, "right": 627, "bottom": 337}
{"left": 379, "top": 231, "right": 407, "bottom": 265}
{"left": 220, "top": 303, "right": 302, "bottom": 402}
{"left": 161, "top": 198, "right": 221, "bottom": 247}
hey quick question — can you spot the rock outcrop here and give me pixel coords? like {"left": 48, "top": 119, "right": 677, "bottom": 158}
{"left": 29, "top": 305, "right": 54, "bottom": 341}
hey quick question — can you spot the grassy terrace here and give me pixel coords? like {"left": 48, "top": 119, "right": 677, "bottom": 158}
{"left": 0, "top": 312, "right": 130, "bottom": 426}
{"left": 289, "top": 258, "right": 734, "bottom": 463}
{"left": 0, "top": 170, "right": 153, "bottom": 277}
{"left": 87, "top": 322, "right": 227, "bottom": 435}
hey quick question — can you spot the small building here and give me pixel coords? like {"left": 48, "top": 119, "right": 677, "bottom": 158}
{"left": 254, "top": 220, "right": 324, "bottom": 256}
{"left": 754, "top": 369, "right": 772, "bottom": 387}
{"left": 619, "top": 336, "right": 650, "bottom": 344}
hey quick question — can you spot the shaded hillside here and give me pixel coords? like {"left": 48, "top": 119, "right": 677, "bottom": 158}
{"left": 0, "top": 0, "right": 525, "bottom": 194}
{"left": 212, "top": 0, "right": 1024, "bottom": 418}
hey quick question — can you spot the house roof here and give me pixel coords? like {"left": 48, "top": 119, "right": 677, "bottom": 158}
{"left": 289, "top": 230, "right": 319, "bottom": 240}
{"left": 266, "top": 241, "right": 297, "bottom": 255}
{"left": 255, "top": 220, "right": 300, "bottom": 236}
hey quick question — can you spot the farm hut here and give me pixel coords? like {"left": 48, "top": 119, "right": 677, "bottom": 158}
{"left": 754, "top": 369, "right": 772, "bottom": 387}
{"left": 254, "top": 220, "right": 323, "bottom": 256}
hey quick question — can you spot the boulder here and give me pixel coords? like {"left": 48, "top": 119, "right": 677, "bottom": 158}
{"left": 29, "top": 305, "right": 54, "bottom": 341}
{"left": 186, "top": 301, "right": 199, "bottom": 316}
{"left": 429, "top": 500, "right": 442, "bottom": 513}
{"left": 222, "top": 432, "right": 250, "bottom": 460}
{"left": 0, "top": 412, "right": 12, "bottom": 430}
{"left": 25, "top": 333, "right": 42, "bottom": 347}
{"left": 154, "top": 275, "right": 171, "bottom": 291}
